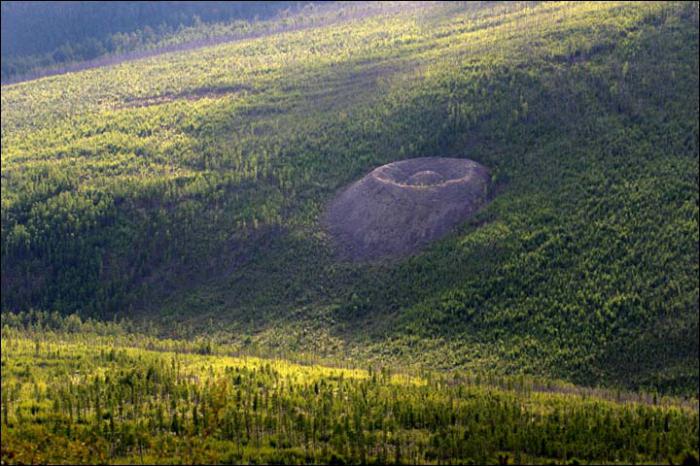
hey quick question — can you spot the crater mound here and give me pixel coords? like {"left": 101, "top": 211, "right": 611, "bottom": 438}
{"left": 406, "top": 170, "right": 444, "bottom": 186}
{"left": 324, "top": 157, "right": 491, "bottom": 261}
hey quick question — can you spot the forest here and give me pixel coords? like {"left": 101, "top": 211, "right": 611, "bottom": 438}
{"left": 1, "top": 1, "right": 699, "bottom": 464}
{"left": 2, "top": 311, "right": 699, "bottom": 464}
{"left": 0, "top": 1, "right": 311, "bottom": 81}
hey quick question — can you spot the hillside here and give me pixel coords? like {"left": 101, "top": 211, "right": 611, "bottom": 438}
{"left": 1, "top": 313, "right": 698, "bottom": 464}
{"left": 1, "top": 0, "right": 698, "bottom": 404}
{"left": 0, "top": 1, "right": 311, "bottom": 82}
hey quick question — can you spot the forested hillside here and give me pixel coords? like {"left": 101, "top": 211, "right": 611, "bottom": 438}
{"left": 1, "top": 1, "right": 317, "bottom": 82}
{"left": 2, "top": 0, "right": 698, "bottom": 398}
{"left": 2, "top": 2, "right": 699, "bottom": 463}
{"left": 1, "top": 312, "right": 698, "bottom": 464}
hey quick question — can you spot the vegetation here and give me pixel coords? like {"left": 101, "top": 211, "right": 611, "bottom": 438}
{"left": 1, "top": 1, "right": 314, "bottom": 82}
{"left": 1, "top": 1, "right": 699, "bottom": 463}
{"left": 4, "top": 0, "right": 697, "bottom": 394}
{"left": 1, "top": 312, "right": 698, "bottom": 464}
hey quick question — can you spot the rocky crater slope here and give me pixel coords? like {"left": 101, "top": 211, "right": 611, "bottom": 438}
{"left": 325, "top": 157, "right": 492, "bottom": 260}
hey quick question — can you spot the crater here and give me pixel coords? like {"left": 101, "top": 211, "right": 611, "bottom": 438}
{"left": 324, "top": 157, "right": 491, "bottom": 261}
{"left": 405, "top": 170, "right": 445, "bottom": 186}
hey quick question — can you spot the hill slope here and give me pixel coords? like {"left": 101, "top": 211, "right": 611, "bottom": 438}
{"left": 0, "top": 1, "right": 310, "bottom": 82}
{"left": 2, "top": 316, "right": 698, "bottom": 464}
{"left": 2, "top": 1, "right": 698, "bottom": 395}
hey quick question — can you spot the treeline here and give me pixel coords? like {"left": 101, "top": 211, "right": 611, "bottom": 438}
{"left": 3, "top": 310, "right": 697, "bottom": 412}
{"left": 0, "top": 1, "right": 309, "bottom": 81}
{"left": 0, "top": 309, "right": 133, "bottom": 337}
{"left": 1, "top": 327, "right": 698, "bottom": 464}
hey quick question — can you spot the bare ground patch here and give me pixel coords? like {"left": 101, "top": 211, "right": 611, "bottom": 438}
{"left": 324, "top": 157, "right": 492, "bottom": 261}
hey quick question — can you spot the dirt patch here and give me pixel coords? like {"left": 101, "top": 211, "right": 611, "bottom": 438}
{"left": 324, "top": 157, "right": 491, "bottom": 261}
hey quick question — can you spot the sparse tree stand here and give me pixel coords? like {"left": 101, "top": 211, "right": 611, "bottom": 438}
{"left": 1, "top": 320, "right": 699, "bottom": 463}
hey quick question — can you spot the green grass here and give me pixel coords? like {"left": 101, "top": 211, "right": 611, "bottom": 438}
{"left": 1, "top": 0, "right": 698, "bottom": 400}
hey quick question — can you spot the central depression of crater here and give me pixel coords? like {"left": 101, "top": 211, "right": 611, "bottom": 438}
{"left": 324, "top": 157, "right": 491, "bottom": 260}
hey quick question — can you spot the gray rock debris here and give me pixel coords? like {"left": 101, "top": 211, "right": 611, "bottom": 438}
{"left": 324, "top": 157, "right": 491, "bottom": 261}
